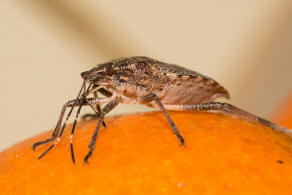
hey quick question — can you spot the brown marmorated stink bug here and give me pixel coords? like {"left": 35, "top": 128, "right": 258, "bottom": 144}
{"left": 32, "top": 56, "right": 292, "bottom": 164}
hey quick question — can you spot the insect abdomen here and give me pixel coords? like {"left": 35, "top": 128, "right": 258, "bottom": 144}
{"left": 157, "top": 76, "right": 229, "bottom": 105}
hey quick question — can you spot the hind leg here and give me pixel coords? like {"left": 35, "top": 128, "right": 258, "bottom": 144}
{"left": 165, "top": 102, "right": 292, "bottom": 136}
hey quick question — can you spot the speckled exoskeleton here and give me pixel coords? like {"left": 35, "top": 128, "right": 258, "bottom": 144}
{"left": 33, "top": 56, "right": 292, "bottom": 164}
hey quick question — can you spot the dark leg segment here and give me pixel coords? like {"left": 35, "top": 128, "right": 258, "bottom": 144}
{"left": 34, "top": 96, "right": 111, "bottom": 160}
{"left": 32, "top": 81, "right": 87, "bottom": 150}
{"left": 81, "top": 85, "right": 112, "bottom": 127}
{"left": 84, "top": 98, "right": 106, "bottom": 128}
{"left": 94, "top": 90, "right": 107, "bottom": 128}
{"left": 35, "top": 100, "right": 84, "bottom": 160}
{"left": 94, "top": 90, "right": 102, "bottom": 114}
{"left": 142, "top": 93, "right": 185, "bottom": 146}
{"left": 36, "top": 105, "right": 75, "bottom": 160}
{"left": 179, "top": 102, "right": 292, "bottom": 136}
{"left": 83, "top": 99, "right": 119, "bottom": 164}
{"left": 69, "top": 98, "right": 86, "bottom": 164}
{"left": 68, "top": 84, "right": 93, "bottom": 163}
{"left": 32, "top": 103, "right": 72, "bottom": 150}
{"left": 34, "top": 83, "right": 91, "bottom": 160}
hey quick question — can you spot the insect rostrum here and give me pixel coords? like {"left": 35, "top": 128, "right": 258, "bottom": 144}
{"left": 33, "top": 56, "right": 292, "bottom": 164}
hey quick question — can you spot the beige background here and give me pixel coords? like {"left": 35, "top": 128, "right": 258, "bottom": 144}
{"left": 1, "top": 1, "right": 292, "bottom": 150}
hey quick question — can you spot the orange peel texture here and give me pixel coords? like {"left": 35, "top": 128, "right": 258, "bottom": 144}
{"left": 1, "top": 111, "right": 292, "bottom": 194}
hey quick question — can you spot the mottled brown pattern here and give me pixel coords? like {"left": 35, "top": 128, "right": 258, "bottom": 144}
{"left": 33, "top": 56, "right": 290, "bottom": 164}
{"left": 81, "top": 56, "right": 229, "bottom": 106}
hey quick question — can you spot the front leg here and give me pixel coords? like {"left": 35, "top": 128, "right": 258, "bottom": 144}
{"left": 32, "top": 98, "right": 81, "bottom": 150}
{"left": 81, "top": 85, "right": 112, "bottom": 124}
{"left": 141, "top": 93, "right": 185, "bottom": 146}
{"left": 83, "top": 99, "right": 119, "bottom": 164}
{"left": 33, "top": 96, "right": 111, "bottom": 160}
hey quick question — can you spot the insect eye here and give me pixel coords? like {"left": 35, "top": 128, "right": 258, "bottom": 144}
{"left": 105, "top": 64, "right": 114, "bottom": 76}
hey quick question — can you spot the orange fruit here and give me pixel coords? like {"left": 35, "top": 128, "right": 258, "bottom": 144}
{"left": 273, "top": 93, "right": 292, "bottom": 128}
{"left": 1, "top": 111, "right": 292, "bottom": 194}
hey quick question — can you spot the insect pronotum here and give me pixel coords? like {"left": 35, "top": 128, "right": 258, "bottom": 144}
{"left": 33, "top": 56, "right": 292, "bottom": 164}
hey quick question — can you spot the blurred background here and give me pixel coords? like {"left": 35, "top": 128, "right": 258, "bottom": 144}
{"left": 1, "top": 1, "right": 292, "bottom": 150}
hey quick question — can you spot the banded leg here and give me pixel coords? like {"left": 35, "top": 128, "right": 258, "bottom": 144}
{"left": 93, "top": 87, "right": 113, "bottom": 128}
{"left": 94, "top": 91, "right": 102, "bottom": 116}
{"left": 141, "top": 93, "right": 185, "bottom": 146}
{"left": 82, "top": 91, "right": 106, "bottom": 128}
{"left": 35, "top": 96, "right": 116, "bottom": 160}
{"left": 69, "top": 98, "right": 86, "bottom": 163}
{"left": 32, "top": 81, "right": 86, "bottom": 150}
{"left": 67, "top": 84, "right": 93, "bottom": 163}
{"left": 35, "top": 83, "right": 92, "bottom": 160}
{"left": 81, "top": 85, "right": 112, "bottom": 126}
{"left": 34, "top": 95, "right": 114, "bottom": 146}
{"left": 32, "top": 102, "right": 73, "bottom": 150}
{"left": 81, "top": 85, "right": 103, "bottom": 120}
{"left": 83, "top": 99, "right": 119, "bottom": 164}
{"left": 165, "top": 102, "right": 292, "bottom": 136}
{"left": 36, "top": 98, "right": 86, "bottom": 160}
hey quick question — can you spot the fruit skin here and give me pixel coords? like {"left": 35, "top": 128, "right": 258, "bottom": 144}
{"left": 273, "top": 93, "right": 292, "bottom": 128}
{"left": 1, "top": 111, "right": 292, "bottom": 194}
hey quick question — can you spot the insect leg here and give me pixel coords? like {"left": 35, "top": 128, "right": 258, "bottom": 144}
{"left": 68, "top": 84, "right": 93, "bottom": 163}
{"left": 83, "top": 99, "right": 119, "bottom": 164}
{"left": 165, "top": 102, "right": 292, "bottom": 136}
{"left": 36, "top": 96, "right": 114, "bottom": 160}
{"left": 32, "top": 102, "right": 72, "bottom": 150}
{"left": 82, "top": 93, "right": 101, "bottom": 118}
{"left": 68, "top": 98, "right": 86, "bottom": 163}
{"left": 94, "top": 91, "right": 102, "bottom": 116}
{"left": 98, "top": 87, "right": 113, "bottom": 97}
{"left": 35, "top": 99, "right": 83, "bottom": 160}
{"left": 81, "top": 85, "right": 112, "bottom": 126}
{"left": 85, "top": 84, "right": 113, "bottom": 98}
{"left": 141, "top": 93, "right": 185, "bottom": 146}
{"left": 83, "top": 90, "right": 106, "bottom": 128}
{"left": 84, "top": 98, "right": 106, "bottom": 127}
{"left": 32, "top": 81, "right": 87, "bottom": 150}
{"left": 36, "top": 83, "right": 91, "bottom": 160}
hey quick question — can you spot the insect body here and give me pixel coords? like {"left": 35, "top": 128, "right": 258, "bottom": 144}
{"left": 33, "top": 56, "right": 292, "bottom": 164}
